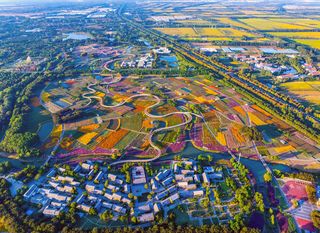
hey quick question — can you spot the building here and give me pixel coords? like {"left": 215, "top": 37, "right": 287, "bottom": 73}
{"left": 43, "top": 206, "right": 61, "bottom": 216}
{"left": 132, "top": 166, "right": 147, "bottom": 184}
{"left": 138, "top": 212, "right": 154, "bottom": 222}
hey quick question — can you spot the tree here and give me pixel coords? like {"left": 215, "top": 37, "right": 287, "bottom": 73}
{"left": 306, "top": 185, "right": 317, "bottom": 204}
{"left": 254, "top": 192, "right": 265, "bottom": 212}
{"left": 311, "top": 210, "right": 320, "bottom": 229}
{"left": 291, "top": 199, "right": 299, "bottom": 208}
{"left": 213, "top": 190, "right": 221, "bottom": 205}
{"left": 89, "top": 208, "right": 97, "bottom": 216}
{"left": 131, "top": 216, "right": 138, "bottom": 224}
{"left": 229, "top": 213, "right": 244, "bottom": 232}
{"left": 263, "top": 172, "right": 272, "bottom": 183}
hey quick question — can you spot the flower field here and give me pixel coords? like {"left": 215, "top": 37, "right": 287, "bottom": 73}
{"left": 216, "top": 132, "right": 227, "bottom": 146}
{"left": 273, "top": 145, "right": 296, "bottom": 154}
{"left": 78, "top": 132, "right": 98, "bottom": 145}
{"left": 248, "top": 112, "right": 266, "bottom": 126}
{"left": 96, "top": 129, "right": 129, "bottom": 149}
{"left": 78, "top": 124, "right": 100, "bottom": 133}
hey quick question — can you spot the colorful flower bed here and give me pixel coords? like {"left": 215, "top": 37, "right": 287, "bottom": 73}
{"left": 78, "top": 132, "right": 98, "bottom": 145}
{"left": 57, "top": 147, "right": 115, "bottom": 158}
{"left": 96, "top": 129, "right": 128, "bottom": 149}
{"left": 78, "top": 124, "right": 100, "bottom": 133}
{"left": 282, "top": 180, "right": 308, "bottom": 202}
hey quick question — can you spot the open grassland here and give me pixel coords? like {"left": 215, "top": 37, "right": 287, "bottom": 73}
{"left": 270, "top": 31, "right": 320, "bottom": 39}
{"left": 155, "top": 27, "right": 257, "bottom": 38}
{"left": 294, "top": 39, "right": 320, "bottom": 50}
{"left": 281, "top": 81, "right": 320, "bottom": 105}
{"left": 239, "top": 18, "right": 311, "bottom": 30}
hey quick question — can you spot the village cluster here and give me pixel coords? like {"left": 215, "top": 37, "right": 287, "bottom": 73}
{"left": 199, "top": 46, "right": 320, "bottom": 81}
{"left": 121, "top": 47, "right": 172, "bottom": 69}
{"left": 23, "top": 159, "right": 235, "bottom": 224}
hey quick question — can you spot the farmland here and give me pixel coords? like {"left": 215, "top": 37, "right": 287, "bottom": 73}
{"left": 294, "top": 39, "right": 320, "bottom": 50}
{"left": 239, "top": 18, "right": 312, "bottom": 30}
{"left": 281, "top": 81, "right": 320, "bottom": 106}
{"left": 155, "top": 27, "right": 258, "bottom": 38}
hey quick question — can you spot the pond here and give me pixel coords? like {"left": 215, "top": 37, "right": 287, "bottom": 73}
{"left": 37, "top": 121, "right": 54, "bottom": 142}
{"left": 159, "top": 55, "right": 178, "bottom": 68}
{"left": 63, "top": 33, "right": 92, "bottom": 41}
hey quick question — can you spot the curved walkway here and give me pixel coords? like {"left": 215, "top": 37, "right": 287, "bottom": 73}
{"left": 81, "top": 79, "right": 203, "bottom": 166}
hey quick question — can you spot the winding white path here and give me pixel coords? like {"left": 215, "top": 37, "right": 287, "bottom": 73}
{"left": 81, "top": 78, "right": 204, "bottom": 165}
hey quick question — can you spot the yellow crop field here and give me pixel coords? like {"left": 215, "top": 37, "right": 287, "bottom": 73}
{"left": 239, "top": 18, "right": 310, "bottom": 30}
{"left": 176, "top": 20, "right": 210, "bottom": 25}
{"left": 270, "top": 32, "right": 320, "bottom": 39}
{"left": 281, "top": 81, "right": 320, "bottom": 105}
{"left": 274, "top": 145, "right": 296, "bottom": 154}
{"left": 269, "top": 18, "right": 320, "bottom": 29}
{"left": 184, "top": 37, "right": 233, "bottom": 41}
{"left": 216, "top": 132, "right": 227, "bottom": 146}
{"left": 196, "top": 28, "right": 256, "bottom": 37}
{"left": 294, "top": 39, "right": 320, "bottom": 50}
{"left": 155, "top": 27, "right": 256, "bottom": 38}
{"left": 281, "top": 81, "right": 320, "bottom": 91}
{"left": 78, "top": 132, "right": 98, "bottom": 145}
{"left": 154, "top": 27, "right": 197, "bottom": 37}
{"left": 248, "top": 112, "right": 266, "bottom": 126}
{"left": 217, "top": 17, "right": 254, "bottom": 30}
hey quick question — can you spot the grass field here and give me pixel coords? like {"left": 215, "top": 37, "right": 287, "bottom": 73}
{"left": 293, "top": 39, "right": 320, "bottom": 50}
{"left": 281, "top": 81, "right": 320, "bottom": 105}
{"left": 239, "top": 18, "right": 311, "bottom": 30}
